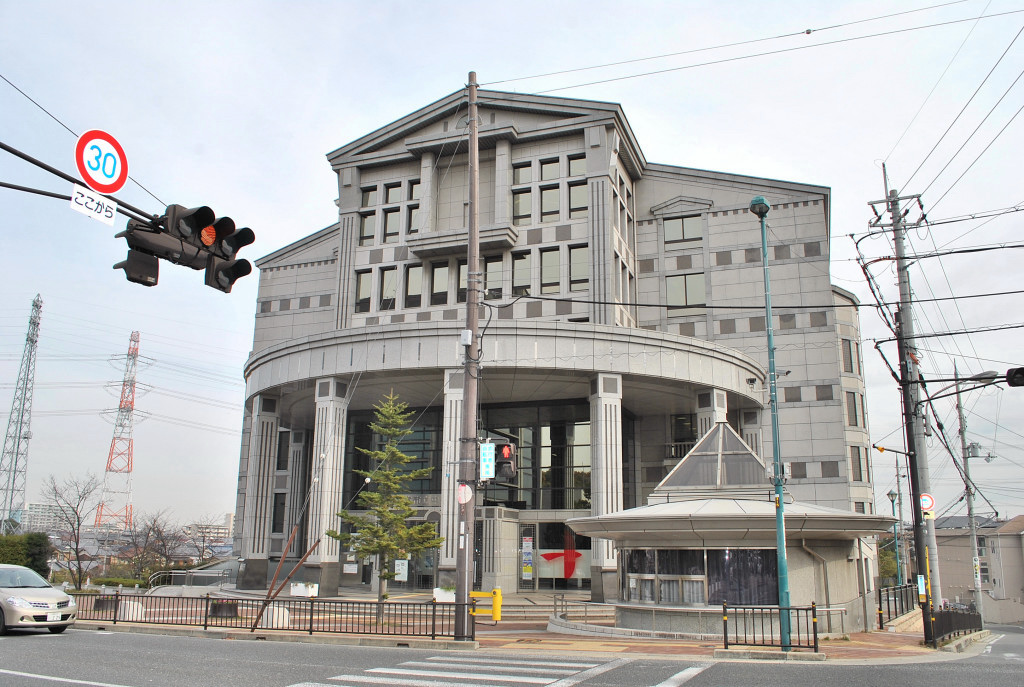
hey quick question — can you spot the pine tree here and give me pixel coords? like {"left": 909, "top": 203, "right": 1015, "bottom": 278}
{"left": 327, "top": 392, "right": 444, "bottom": 603}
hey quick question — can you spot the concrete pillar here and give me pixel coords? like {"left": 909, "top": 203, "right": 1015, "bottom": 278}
{"left": 695, "top": 388, "right": 728, "bottom": 438}
{"left": 237, "top": 394, "right": 280, "bottom": 589}
{"left": 306, "top": 377, "right": 350, "bottom": 593}
{"left": 420, "top": 152, "right": 436, "bottom": 234}
{"left": 436, "top": 369, "right": 465, "bottom": 585}
{"left": 589, "top": 372, "right": 622, "bottom": 602}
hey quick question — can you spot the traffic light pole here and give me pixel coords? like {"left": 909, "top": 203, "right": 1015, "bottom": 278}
{"left": 454, "top": 71, "right": 481, "bottom": 641}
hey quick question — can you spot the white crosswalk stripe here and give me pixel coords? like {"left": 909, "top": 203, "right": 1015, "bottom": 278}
{"left": 284, "top": 654, "right": 630, "bottom": 687}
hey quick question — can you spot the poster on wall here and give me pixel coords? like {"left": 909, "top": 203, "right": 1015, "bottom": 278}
{"left": 395, "top": 559, "right": 409, "bottom": 582}
{"left": 522, "top": 536, "right": 534, "bottom": 580}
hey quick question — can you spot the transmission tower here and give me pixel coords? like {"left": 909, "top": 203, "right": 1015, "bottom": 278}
{"left": 95, "top": 331, "right": 139, "bottom": 531}
{"left": 0, "top": 294, "right": 43, "bottom": 535}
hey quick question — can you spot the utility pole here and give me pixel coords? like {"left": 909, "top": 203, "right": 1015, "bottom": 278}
{"left": 954, "top": 364, "right": 984, "bottom": 622}
{"left": 454, "top": 70, "right": 481, "bottom": 641}
{"left": 870, "top": 165, "right": 937, "bottom": 642}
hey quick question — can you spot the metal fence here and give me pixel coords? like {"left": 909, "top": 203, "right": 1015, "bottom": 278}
{"left": 147, "top": 569, "right": 234, "bottom": 588}
{"left": 877, "top": 583, "right": 917, "bottom": 629}
{"left": 722, "top": 602, "right": 819, "bottom": 652}
{"left": 70, "top": 592, "right": 476, "bottom": 640}
{"left": 933, "top": 606, "right": 982, "bottom": 645}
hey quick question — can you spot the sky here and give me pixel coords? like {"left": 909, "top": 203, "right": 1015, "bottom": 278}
{"left": 1, "top": 0, "right": 1022, "bottom": 525}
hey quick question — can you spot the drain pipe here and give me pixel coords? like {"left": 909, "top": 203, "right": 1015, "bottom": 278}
{"left": 802, "top": 540, "right": 832, "bottom": 632}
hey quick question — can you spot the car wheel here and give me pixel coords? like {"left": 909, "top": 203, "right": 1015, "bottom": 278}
{"left": 0, "top": 609, "right": 7, "bottom": 636}
{"left": 47, "top": 625, "right": 67, "bottom": 634}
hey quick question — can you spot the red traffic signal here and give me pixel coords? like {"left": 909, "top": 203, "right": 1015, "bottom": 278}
{"left": 495, "top": 442, "right": 517, "bottom": 479}
{"left": 163, "top": 204, "right": 215, "bottom": 246}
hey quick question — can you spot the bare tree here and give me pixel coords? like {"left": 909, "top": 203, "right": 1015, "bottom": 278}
{"left": 181, "top": 514, "right": 222, "bottom": 565}
{"left": 43, "top": 473, "right": 101, "bottom": 590}
{"left": 149, "top": 515, "right": 184, "bottom": 569}
{"left": 118, "top": 510, "right": 170, "bottom": 581}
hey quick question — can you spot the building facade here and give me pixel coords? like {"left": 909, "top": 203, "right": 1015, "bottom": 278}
{"left": 936, "top": 514, "right": 1024, "bottom": 623}
{"left": 232, "top": 89, "right": 873, "bottom": 599}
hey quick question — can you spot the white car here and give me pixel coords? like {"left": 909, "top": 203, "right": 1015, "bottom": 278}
{"left": 0, "top": 564, "right": 77, "bottom": 634}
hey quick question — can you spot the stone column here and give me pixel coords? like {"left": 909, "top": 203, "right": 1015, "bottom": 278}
{"left": 420, "top": 152, "right": 436, "bottom": 234}
{"left": 306, "top": 377, "right": 350, "bottom": 593}
{"left": 589, "top": 373, "right": 623, "bottom": 602}
{"left": 237, "top": 394, "right": 280, "bottom": 589}
{"left": 436, "top": 369, "right": 465, "bottom": 585}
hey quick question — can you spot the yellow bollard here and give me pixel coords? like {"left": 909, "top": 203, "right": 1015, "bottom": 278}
{"left": 469, "top": 587, "right": 502, "bottom": 621}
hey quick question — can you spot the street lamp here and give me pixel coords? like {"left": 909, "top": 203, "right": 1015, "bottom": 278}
{"left": 750, "top": 195, "right": 792, "bottom": 650}
{"left": 887, "top": 489, "right": 902, "bottom": 584}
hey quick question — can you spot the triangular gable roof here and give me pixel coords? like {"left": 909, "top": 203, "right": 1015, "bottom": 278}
{"left": 325, "top": 89, "right": 647, "bottom": 179}
{"left": 255, "top": 223, "right": 340, "bottom": 269}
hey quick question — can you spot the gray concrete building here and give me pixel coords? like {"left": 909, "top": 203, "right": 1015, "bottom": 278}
{"left": 232, "top": 89, "right": 874, "bottom": 600}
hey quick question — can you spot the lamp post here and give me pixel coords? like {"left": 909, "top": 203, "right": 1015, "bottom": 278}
{"left": 887, "top": 489, "right": 902, "bottom": 584}
{"left": 750, "top": 195, "right": 791, "bottom": 650}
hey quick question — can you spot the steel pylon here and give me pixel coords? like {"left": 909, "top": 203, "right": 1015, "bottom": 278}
{"left": 95, "top": 331, "right": 139, "bottom": 531}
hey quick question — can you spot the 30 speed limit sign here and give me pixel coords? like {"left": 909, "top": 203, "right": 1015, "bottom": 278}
{"left": 75, "top": 129, "right": 128, "bottom": 194}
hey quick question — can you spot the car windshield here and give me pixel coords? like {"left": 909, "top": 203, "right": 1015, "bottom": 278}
{"left": 0, "top": 567, "right": 51, "bottom": 588}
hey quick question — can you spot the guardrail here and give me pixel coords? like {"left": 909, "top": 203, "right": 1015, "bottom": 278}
{"left": 722, "top": 602, "right": 819, "bottom": 652}
{"left": 71, "top": 591, "right": 477, "bottom": 640}
{"left": 933, "top": 606, "right": 982, "bottom": 645}
{"left": 877, "top": 583, "right": 917, "bottom": 629}
{"left": 147, "top": 569, "right": 234, "bottom": 588}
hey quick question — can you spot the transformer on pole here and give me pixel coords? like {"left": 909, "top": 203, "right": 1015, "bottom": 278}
{"left": 0, "top": 294, "right": 43, "bottom": 535}
{"left": 95, "top": 331, "right": 140, "bottom": 531}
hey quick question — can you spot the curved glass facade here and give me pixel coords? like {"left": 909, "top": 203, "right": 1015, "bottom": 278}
{"left": 619, "top": 548, "right": 779, "bottom": 606}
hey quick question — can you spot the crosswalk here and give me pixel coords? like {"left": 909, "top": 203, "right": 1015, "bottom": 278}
{"left": 289, "top": 655, "right": 633, "bottom": 687}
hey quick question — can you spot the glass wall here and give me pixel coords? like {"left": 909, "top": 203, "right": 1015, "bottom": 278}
{"left": 619, "top": 548, "right": 779, "bottom": 606}
{"left": 343, "top": 407, "right": 442, "bottom": 503}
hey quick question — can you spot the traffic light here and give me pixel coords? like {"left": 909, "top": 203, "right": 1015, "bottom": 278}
{"left": 495, "top": 442, "right": 517, "bottom": 479}
{"left": 113, "top": 247, "right": 159, "bottom": 286}
{"left": 205, "top": 255, "right": 252, "bottom": 293}
{"left": 1007, "top": 368, "right": 1024, "bottom": 387}
{"left": 114, "top": 218, "right": 207, "bottom": 285}
{"left": 163, "top": 204, "right": 215, "bottom": 247}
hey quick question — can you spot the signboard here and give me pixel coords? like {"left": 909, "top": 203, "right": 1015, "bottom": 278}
{"left": 522, "top": 536, "right": 533, "bottom": 581}
{"left": 75, "top": 129, "right": 129, "bottom": 194}
{"left": 69, "top": 183, "right": 117, "bottom": 226}
{"left": 457, "top": 483, "right": 473, "bottom": 505}
{"left": 919, "top": 493, "right": 935, "bottom": 512}
{"left": 289, "top": 582, "right": 319, "bottom": 598}
{"left": 480, "top": 442, "right": 495, "bottom": 480}
{"left": 917, "top": 574, "right": 927, "bottom": 603}
{"left": 973, "top": 556, "right": 981, "bottom": 586}
{"left": 394, "top": 559, "right": 409, "bottom": 583}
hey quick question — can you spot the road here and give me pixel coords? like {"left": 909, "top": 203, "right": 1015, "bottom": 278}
{"left": 0, "top": 624, "right": 1021, "bottom": 687}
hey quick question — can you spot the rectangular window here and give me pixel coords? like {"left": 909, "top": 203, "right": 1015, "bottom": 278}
{"left": 540, "top": 158, "right": 559, "bottom": 181}
{"left": 319, "top": 294, "right": 332, "bottom": 307}
{"left": 384, "top": 183, "right": 401, "bottom": 204}
{"left": 568, "top": 154, "right": 586, "bottom": 177}
{"left": 354, "top": 270, "right": 371, "bottom": 313}
{"left": 409, "top": 179, "right": 421, "bottom": 200}
{"left": 980, "top": 564, "right": 990, "bottom": 583}
{"left": 851, "top": 446, "right": 863, "bottom": 481}
{"left": 540, "top": 185, "right": 559, "bottom": 222}
{"left": 816, "top": 385, "right": 834, "bottom": 401}
{"left": 784, "top": 386, "right": 802, "bottom": 402}
{"left": 568, "top": 181, "right": 588, "bottom": 218}
{"left": 512, "top": 162, "right": 532, "bottom": 185}
{"left": 719, "top": 319, "right": 736, "bottom": 335}
{"left": 716, "top": 251, "right": 732, "bottom": 266}
{"left": 379, "top": 266, "right": 397, "bottom": 311}
{"left": 359, "top": 213, "right": 375, "bottom": 246}
{"left": 842, "top": 339, "right": 855, "bottom": 373}
{"left": 260, "top": 301, "right": 272, "bottom": 313}
{"left": 407, "top": 205, "right": 420, "bottom": 234}
{"left": 773, "top": 244, "right": 791, "bottom": 260}
{"left": 513, "top": 252, "right": 531, "bottom": 296}
{"left": 846, "top": 391, "right": 859, "bottom": 426}
{"left": 405, "top": 264, "right": 422, "bottom": 308}
{"left": 790, "top": 462, "right": 807, "bottom": 479}
{"left": 361, "top": 187, "right": 377, "bottom": 207}
{"left": 810, "top": 311, "right": 828, "bottom": 328}
{"left": 744, "top": 248, "right": 762, "bottom": 263}
{"left": 430, "top": 262, "right": 449, "bottom": 305}
{"left": 540, "top": 248, "right": 560, "bottom": 294}
{"left": 512, "top": 189, "right": 532, "bottom": 226}
{"left": 382, "top": 209, "right": 400, "bottom": 243}
{"left": 271, "top": 493, "right": 286, "bottom": 533}
{"left": 779, "top": 313, "right": 796, "bottom": 330}
{"left": 664, "top": 216, "right": 702, "bottom": 243}
{"left": 804, "top": 241, "right": 822, "bottom": 257}
{"left": 821, "top": 461, "right": 840, "bottom": 478}
{"left": 977, "top": 537, "right": 987, "bottom": 556}
{"left": 749, "top": 316, "right": 765, "bottom": 332}
{"left": 299, "top": 296, "right": 310, "bottom": 309}
{"left": 276, "top": 431, "right": 289, "bottom": 471}
{"left": 854, "top": 502, "right": 866, "bottom": 514}
{"left": 667, "top": 273, "right": 706, "bottom": 309}
{"left": 457, "top": 259, "right": 468, "bottom": 303}
{"left": 569, "top": 245, "right": 589, "bottom": 292}
{"left": 484, "top": 255, "right": 503, "bottom": 300}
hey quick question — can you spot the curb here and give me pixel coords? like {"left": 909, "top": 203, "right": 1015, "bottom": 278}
{"left": 940, "top": 629, "right": 991, "bottom": 653}
{"left": 714, "top": 648, "right": 826, "bottom": 661}
{"left": 75, "top": 621, "right": 478, "bottom": 650}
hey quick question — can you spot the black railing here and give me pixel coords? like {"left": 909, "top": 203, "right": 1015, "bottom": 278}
{"left": 933, "top": 606, "right": 982, "bottom": 644}
{"left": 877, "top": 583, "right": 917, "bottom": 629}
{"left": 722, "top": 602, "right": 818, "bottom": 652}
{"left": 71, "top": 592, "right": 476, "bottom": 640}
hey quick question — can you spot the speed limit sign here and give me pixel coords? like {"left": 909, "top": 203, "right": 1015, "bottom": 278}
{"left": 75, "top": 129, "right": 129, "bottom": 194}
